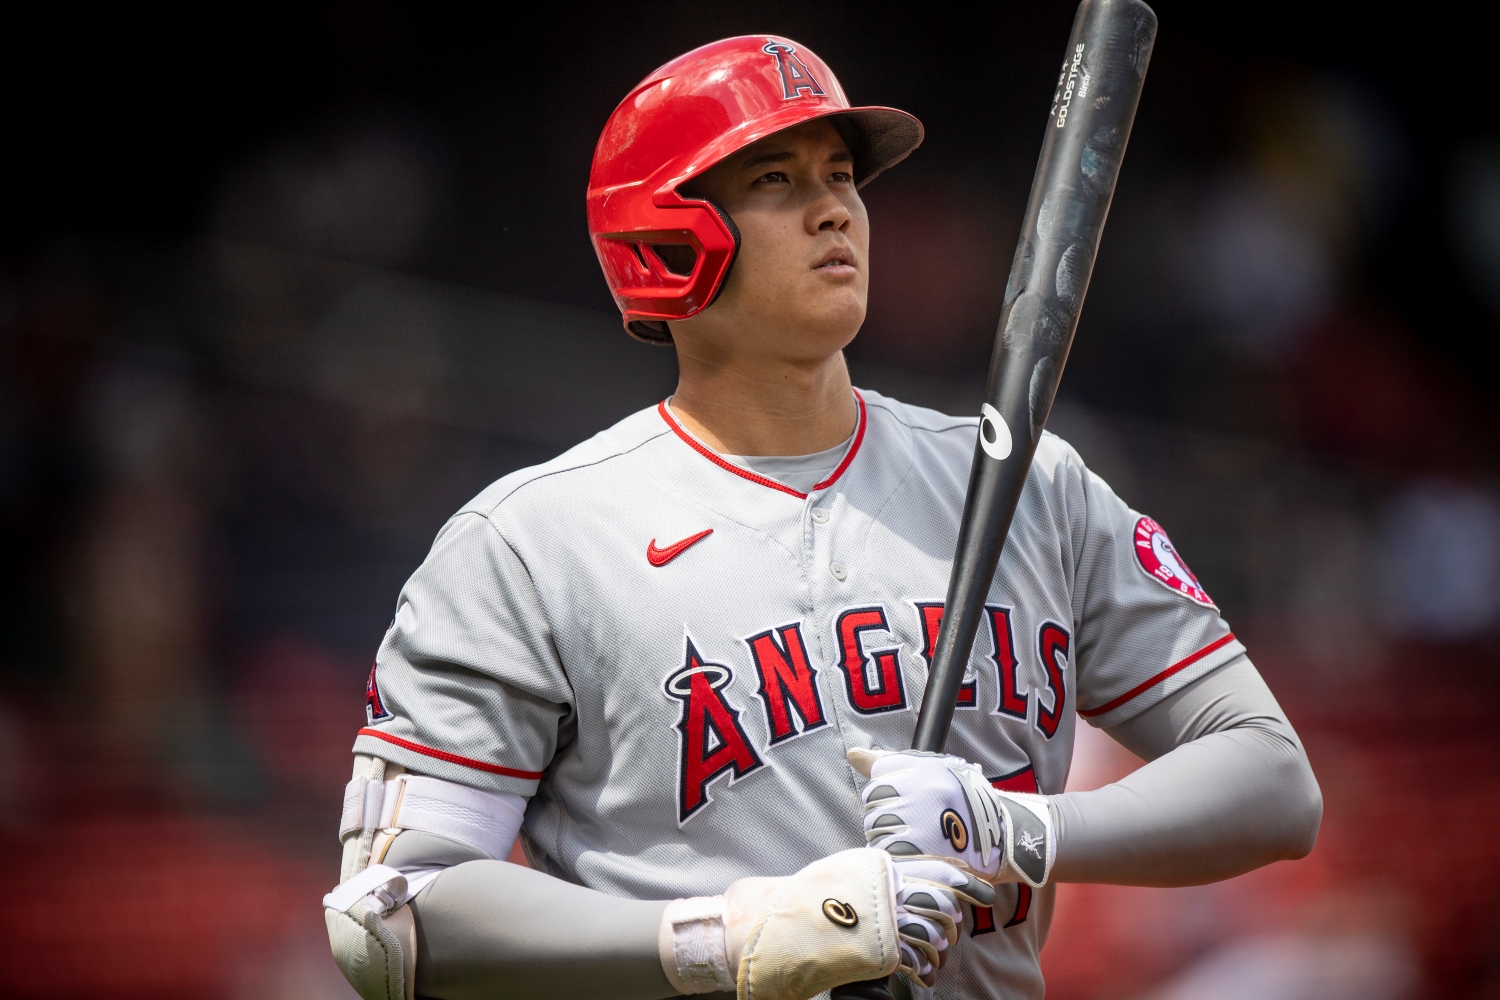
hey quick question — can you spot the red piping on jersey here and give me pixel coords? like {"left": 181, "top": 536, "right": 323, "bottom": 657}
{"left": 656, "top": 390, "right": 868, "bottom": 499}
{"left": 357, "top": 728, "right": 544, "bottom": 779}
{"left": 1077, "top": 633, "right": 1237, "bottom": 718}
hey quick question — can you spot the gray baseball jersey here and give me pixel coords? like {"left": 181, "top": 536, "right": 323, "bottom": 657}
{"left": 354, "top": 388, "right": 1243, "bottom": 1000}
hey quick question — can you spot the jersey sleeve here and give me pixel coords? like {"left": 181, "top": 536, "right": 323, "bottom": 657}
{"left": 1064, "top": 445, "right": 1246, "bottom": 729}
{"left": 354, "top": 511, "right": 573, "bottom": 796}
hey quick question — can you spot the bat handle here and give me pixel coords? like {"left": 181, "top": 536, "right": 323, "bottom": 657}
{"left": 831, "top": 978, "right": 894, "bottom": 1000}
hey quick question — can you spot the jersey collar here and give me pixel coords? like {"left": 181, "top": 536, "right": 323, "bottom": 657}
{"left": 656, "top": 389, "right": 868, "bottom": 500}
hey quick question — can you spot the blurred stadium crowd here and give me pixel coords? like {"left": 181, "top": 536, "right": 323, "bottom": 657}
{"left": 3, "top": 3, "right": 1498, "bottom": 998}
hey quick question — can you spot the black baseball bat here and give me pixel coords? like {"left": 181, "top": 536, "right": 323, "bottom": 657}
{"left": 835, "top": 2, "right": 1156, "bottom": 996}
{"left": 912, "top": 0, "right": 1156, "bottom": 753}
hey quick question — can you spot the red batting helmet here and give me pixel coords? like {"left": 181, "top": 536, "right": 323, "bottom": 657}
{"left": 587, "top": 35, "right": 924, "bottom": 342}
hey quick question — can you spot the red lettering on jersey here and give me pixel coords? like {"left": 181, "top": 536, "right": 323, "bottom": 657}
{"left": 974, "top": 764, "right": 1040, "bottom": 932}
{"left": 986, "top": 605, "right": 1028, "bottom": 721}
{"left": 969, "top": 884, "right": 1034, "bottom": 934}
{"left": 1007, "top": 885, "right": 1035, "bottom": 927}
{"left": 665, "top": 639, "right": 762, "bottom": 823}
{"left": 913, "top": 602, "right": 976, "bottom": 707}
{"left": 990, "top": 764, "right": 1039, "bottom": 794}
{"left": 746, "top": 623, "right": 826, "bottom": 744}
{"left": 834, "top": 606, "right": 908, "bottom": 715}
{"left": 366, "top": 661, "right": 391, "bottom": 722}
{"left": 1035, "top": 622, "right": 1071, "bottom": 739}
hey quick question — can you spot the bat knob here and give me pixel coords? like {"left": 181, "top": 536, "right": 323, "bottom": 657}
{"left": 831, "top": 977, "right": 895, "bottom": 1000}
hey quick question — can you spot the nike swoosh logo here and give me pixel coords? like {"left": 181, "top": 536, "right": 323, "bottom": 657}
{"left": 647, "top": 528, "right": 714, "bottom": 567}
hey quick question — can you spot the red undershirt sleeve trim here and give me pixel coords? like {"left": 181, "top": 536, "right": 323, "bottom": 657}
{"left": 357, "top": 728, "right": 545, "bottom": 779}
{"left": 1077, "top": 633, "right": 1237, "bottom": 719}
{"left": 656, "top": 390, "right": 867, "bottom": 498}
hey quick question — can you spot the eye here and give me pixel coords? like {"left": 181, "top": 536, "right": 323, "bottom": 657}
{"left": 829, "top": 171, "right": 854, "bottom": 184}
{"left": 756, "top": 171, "right": 790, "bottom": 185}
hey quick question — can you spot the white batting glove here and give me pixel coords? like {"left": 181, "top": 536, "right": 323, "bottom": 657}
{"left": 890, "top": 857, "right": 990, "bottom": 985}
{"left": 657, "top": 849, "right": 991, "bottom": 998}
{"left": 849, "top": 748, "right": 1057, "bottom": 889}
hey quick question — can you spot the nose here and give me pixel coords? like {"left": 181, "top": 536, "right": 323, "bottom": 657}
{"left": 809, "top": 187, "right": 852, "bottom": 234}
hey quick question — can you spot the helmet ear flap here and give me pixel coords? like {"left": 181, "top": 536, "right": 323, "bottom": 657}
{"left": 700, "top": 199, "right": 740, "bottom": 311}
{"left": 591, "top": 198, "right": 739, "bottom": 333}
{"left": 617, "top": 197, "right": 740, "bottom": 345}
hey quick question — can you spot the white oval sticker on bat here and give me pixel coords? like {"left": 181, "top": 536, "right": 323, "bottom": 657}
{"left": 979, "top": 403, "right": 1013, "bottom": 460}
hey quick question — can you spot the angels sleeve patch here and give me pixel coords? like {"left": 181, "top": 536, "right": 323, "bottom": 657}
{"left": 1133, "top": 516, "right": 1215, "bottom": 607}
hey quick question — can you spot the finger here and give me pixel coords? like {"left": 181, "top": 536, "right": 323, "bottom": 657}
{"left": 897, "top": 942, "right": 933, "bottom": 981}
{"left": 861, "top": 783, "right": 901, "bottom": 811}
{"left": 901, "top": 903, "right": 960, "bottom": 948}
{"left": 897, "top": 913, "right": 948, "bottom": 961}
{"left": 898, "top": 923, "right": 942, "bottom": 970}
{"left": 845, "top": 747, "right": 891, "bottom": 778}
{"left": 899, "top": 887, "right": 962, "bottom": 932}
{"left": 864, "top": 812, "right": 907, "bottom": 843}
{"left": 894, "top": 860, "right": 996, "bottom": 908}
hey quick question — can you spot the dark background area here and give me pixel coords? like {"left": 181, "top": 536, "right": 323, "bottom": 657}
{"left": 3, "top": 3, "right": 1498, "bottom": 997}
{"left": 9, "top": 4, "right": 1492, "bottom": 388}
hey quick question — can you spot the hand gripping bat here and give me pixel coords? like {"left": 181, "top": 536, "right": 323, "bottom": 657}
{"left": 833, "top": 2, "right": 1156, "bottom": 996}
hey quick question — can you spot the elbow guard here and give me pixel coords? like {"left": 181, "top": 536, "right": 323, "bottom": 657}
{"left": 325, "top": 865, "right": 419, "bottom": 1000}
{"left": 326, "top": 754, "right": 528, "bottom": 1000}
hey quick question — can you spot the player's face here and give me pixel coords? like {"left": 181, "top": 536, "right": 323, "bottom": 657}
{"left": 671, "top": 120, "right": 869, "bottom": 366}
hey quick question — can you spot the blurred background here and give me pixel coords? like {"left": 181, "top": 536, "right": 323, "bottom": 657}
{"left": 3, "top": 2, "right": 1497, "bottom": 997}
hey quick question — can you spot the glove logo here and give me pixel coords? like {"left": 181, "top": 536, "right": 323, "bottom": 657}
{"left": 1017, "top": 830, "right": 1045, "bottom": 858}
{"left": 821, "top": 898, "right": 858, "bottom": 927}
{"left": 940, "top": 809, "right": 969, "bottom": 852}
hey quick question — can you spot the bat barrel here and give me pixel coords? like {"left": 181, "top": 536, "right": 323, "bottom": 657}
{"left": 911, "top": 0, "right": 1156, "bottom": 754}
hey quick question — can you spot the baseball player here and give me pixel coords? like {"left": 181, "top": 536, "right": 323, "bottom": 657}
{"left": 323, "top": 36, "right": 1322, "bottom": 1000}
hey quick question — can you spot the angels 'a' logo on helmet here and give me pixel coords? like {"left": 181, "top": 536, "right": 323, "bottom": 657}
{"left": 763, "top": 41, "right": 826, "bottom": 100}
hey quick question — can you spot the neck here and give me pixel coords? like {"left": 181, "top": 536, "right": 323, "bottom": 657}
{"left": 669, "top": 349, "right": 857, "bottom": 456}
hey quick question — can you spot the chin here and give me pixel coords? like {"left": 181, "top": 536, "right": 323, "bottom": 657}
{"left": 801, "top": 285, "right": 865, "bottom": 328}
{"left": 786, "top": 303, "right": 864, "bottom": 359}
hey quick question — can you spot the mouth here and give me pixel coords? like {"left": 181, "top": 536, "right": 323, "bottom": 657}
{"left": 813, "top": 248, "right": 857, "bottom": 272}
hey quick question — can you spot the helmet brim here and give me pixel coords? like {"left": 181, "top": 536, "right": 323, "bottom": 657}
{"left": 827, "top": 108, "right": 925, "bottom": 188}
{"left": 663, "top": 104, "right": 924, "bottom": 197}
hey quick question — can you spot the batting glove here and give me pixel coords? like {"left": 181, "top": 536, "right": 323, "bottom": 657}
{"left": 848, "top": 748, "right": 1057, "bottom": 889}
{"left": 657, "top": 848, "right": 992, "bottom": 998}
{"left": 890, "top": 857, "right": 992, "bottom": 984}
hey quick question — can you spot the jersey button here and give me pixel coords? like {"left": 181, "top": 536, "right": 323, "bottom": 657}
{"left": 811, "top": 508, "right": 830, "bottom": 524}
{"left": 830, "top": 561, "right": 848, "bottom": 581}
